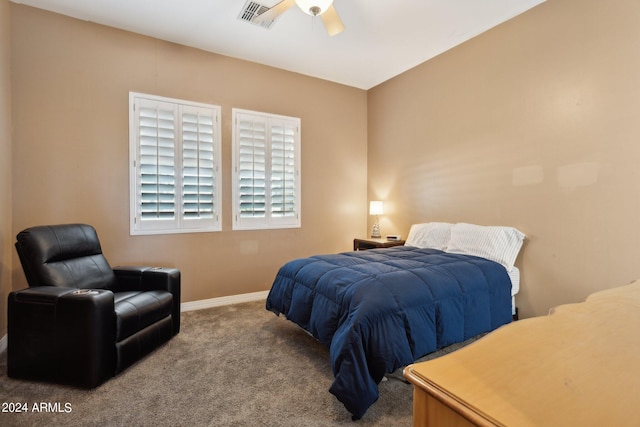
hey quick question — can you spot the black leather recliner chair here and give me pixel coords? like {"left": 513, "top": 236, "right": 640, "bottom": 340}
{"left": 8, "top": 223, "right": 180, "bottom": 388}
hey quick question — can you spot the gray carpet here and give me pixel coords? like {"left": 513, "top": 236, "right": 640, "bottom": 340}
{"left": 0, "top": 300, "right": 481, "bottom": 426}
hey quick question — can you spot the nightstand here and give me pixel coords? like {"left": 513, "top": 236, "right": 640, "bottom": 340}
{"left": 353, "top": 238, "right": 405, "bottom": 251}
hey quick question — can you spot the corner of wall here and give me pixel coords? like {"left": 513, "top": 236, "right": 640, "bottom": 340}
{"left": 0, "top": 0, "right": 14, "bottom": 337}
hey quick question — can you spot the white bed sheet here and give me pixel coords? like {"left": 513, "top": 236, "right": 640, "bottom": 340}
{"left": 508, "top": 266, "right": 520, "bottom": 316}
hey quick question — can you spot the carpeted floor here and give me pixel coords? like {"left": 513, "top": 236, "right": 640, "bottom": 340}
{"left": 0, "top": 300, "right": 480, "bottom": 427}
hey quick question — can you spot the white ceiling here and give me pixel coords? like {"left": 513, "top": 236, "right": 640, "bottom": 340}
{"left": 12, "top": 0, "right": 546, "bottom": 90}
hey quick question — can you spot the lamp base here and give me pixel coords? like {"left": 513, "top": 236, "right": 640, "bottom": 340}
{"left": 371, "top": 223, "right": 381, "bottom": 238}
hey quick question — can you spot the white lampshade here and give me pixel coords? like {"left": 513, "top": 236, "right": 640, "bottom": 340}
{"left": 295, "top": 0, "right": 334, "bottom": 16}
{"left": 369, "top": 201, "right": 384, "bottom": 216}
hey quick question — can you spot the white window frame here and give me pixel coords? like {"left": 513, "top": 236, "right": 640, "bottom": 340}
{"left": 232, "top": 108, "right": 301, "bottom": 230}
{"left": 129, "top": 92, "right": 222, "bottom": 235}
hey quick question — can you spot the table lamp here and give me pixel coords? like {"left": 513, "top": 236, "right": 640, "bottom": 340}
{"left": 369, "top": 201, "right": 383, "bottom": 238}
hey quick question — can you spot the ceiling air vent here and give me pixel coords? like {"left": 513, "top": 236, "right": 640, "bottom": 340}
{"left": 238, "top": 1, "right": 276, "bottom": 29}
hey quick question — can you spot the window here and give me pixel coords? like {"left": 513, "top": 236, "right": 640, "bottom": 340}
{"left": 232, "top": 109, "right": 301, "bottom": 230}
{"left": 129, "top": 92, "right": 222, "bottom": 235}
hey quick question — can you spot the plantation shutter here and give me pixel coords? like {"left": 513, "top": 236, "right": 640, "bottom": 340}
{"left": 130, "top": 93, "right": 221, "bottom": 235}
{"left": 233, "top": 109, "right": 300, "bottom": 230}
{"left": 270, "top": 121, "right": 297, "bottom": 218}
{"left": 237, "top": 115, "right": 267, "bottom": 219}
{"left": 182, "top": 106, "right": 217, "bottom": 222}
{"left": 138, "top": 98, "right": 177, "bottom": 223}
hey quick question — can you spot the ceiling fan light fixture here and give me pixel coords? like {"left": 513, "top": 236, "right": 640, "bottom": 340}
{"left": 295, "top": 0, "right": 333, "bottom": 16}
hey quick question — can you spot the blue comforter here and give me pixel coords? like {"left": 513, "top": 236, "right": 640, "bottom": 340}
{"left": 265, "top": 246, "right": 513, "bottom": 419}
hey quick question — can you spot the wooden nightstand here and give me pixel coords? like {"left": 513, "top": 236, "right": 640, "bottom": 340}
{"left": 353, "top": 238, "right": 405, "bottom": 251}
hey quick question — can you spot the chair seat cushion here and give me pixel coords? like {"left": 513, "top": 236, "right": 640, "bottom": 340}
{"left": 114, "top": 291, "right": 173, "bottom": 341}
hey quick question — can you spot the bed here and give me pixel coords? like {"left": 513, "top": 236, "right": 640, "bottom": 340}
{"left": 265, "top": 222, "right": 524, "bottom": 419}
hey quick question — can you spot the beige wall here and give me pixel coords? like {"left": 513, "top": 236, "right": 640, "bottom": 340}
{"left": 368, "top": 0, "right": 640, "bottom": 318}
{"left": 1, "top": 0, "right": 12, "bottom": 337}
{"left": 7, "top": 0, "right": 639, "bottom": 329}
{"left": 9, "top": 5, "right": 368, "bottom": 305}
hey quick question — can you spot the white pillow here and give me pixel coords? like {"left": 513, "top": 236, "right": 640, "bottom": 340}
{"left": 405, "top": 222, "right": 453, "bottom": 250}
{"left": 445, "top": 223, "right": 525, "bottom": 271}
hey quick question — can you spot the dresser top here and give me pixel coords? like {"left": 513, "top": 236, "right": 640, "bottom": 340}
{"left": 405, "top": 281, "right": 640, "bottom": 427}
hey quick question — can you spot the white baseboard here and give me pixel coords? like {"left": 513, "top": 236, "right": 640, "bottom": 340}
{"left": 0, "top": 334, "right": 6, "bottom": 354}
{"left": 180, "top": 290, "right": 269, "bottom": 312}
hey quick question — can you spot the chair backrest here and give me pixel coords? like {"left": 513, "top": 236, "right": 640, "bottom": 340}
{"left": 15, "top": 224, "right": 116, "bottom": 290}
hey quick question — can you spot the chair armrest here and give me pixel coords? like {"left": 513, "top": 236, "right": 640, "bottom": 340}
{"left": 113, "top": 266, "right": 181, "bottom": 334}
{"left": 113, "top": 266, "right": 180, "bottom": 293}
{"left": 8, "top": 287, "right": 116, "bottom": 388}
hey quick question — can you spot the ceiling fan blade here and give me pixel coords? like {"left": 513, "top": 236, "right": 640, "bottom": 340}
{"left": 321, "top": 4, "right": 344, "bottom": 36}
{"left": 254, "top": 0, "right": 297, "bottom": 22}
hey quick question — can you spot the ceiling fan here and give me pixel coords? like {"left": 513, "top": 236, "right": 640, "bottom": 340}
{"left": 256, "top": 0, "right": 345, "bottom": 36}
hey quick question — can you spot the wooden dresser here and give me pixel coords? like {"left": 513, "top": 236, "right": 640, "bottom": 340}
{"left": 403, "top": 281, "right": 640, "bottom": 427}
